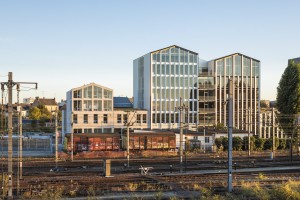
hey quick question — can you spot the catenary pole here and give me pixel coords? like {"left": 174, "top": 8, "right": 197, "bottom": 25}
{"left": 228, "top": 78, "right": 233, "bottom": 193}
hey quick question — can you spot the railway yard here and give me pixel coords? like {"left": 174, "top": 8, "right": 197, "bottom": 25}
{"left": 0, "top": 151, "right": 298, "bottom": 199}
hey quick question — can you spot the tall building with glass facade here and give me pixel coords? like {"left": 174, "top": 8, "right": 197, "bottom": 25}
{"left": 133, "top": 45, "right": 199, "bottom": 129}
{"left": 199, "top": 53, "right": 260, "bottom": 135}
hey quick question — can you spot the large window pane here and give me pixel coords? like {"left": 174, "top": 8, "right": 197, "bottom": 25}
{"left": 94, "top": 86, "right": 102, "bottom": 98}
{"left": 84, "top": 86, "right": 92, "bottom": 98}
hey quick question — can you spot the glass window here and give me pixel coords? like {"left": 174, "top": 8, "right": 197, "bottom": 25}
{"left": 189, "top": 65, "right": 193, "bottom": 75}
{"left": 152, "top": 53, "right": 156, "bottom": 62}
{"left": 161, "top": 64, "right": 165, "bottom": 75}
{"left": 205, "top": 136, "right": 209, "bottom": 143}
{"left": 156, "top": 53, "right": 160, "bottom": 62}
{"left": 152, "top": 64, "right": 156, "bottom": 75}
{"left": 217, "top": 60, "right": 224, "bottom": 76}
{"left": 171, "top": 64, "right": 175, "bottom": 75}
{"left": 93, "top": 100, "right": 102, "bottom": 111}
{"left": 73, "top": 114, "right": 77, "bottom": 124}
{"left": 73, "top": 89, "right": 82, "bottom": 98}
{"left": 226, "top": 57, "right": 233, "bottom": 76}
{"left": 162, "top": 51, "right": 166, "bottom": 62}
{"left": 176, "top": 65, "right": 180, "bottom": 75}
{"left": 104, "top": 90, "right": 112, "bottom": 99}
{"left": 104, "top": 100, "right": 112, "bottom": 111}
{"left": 83, "top": 100, "right": 92, "bottom": 111}
{"left": 94, "top": 86, "right": 102, "bottom": 98}
{"left": 157, "top": 77, "right": 161, "bottom": 87}
{"left": 117, "top": 114, "right": 122, "bottom": 123}
{"left": 185, "top": 65, "right": 188, "bottom": 75}
{"left": 84, "top": 114, "right": 88, "bottom": 124}
{"left": 180, "top": 50, "right": 184, "bottom": 62}
{"left": 180, "top": 65, "right": 184, "bottom": 75}
{"left": 157, "top": 64, "right": 161, "bottom": 74}
{"left": 136, "top": 114, "right": 141, "bottom": 123}
{"left": 252, "top": 60, "right": 260, "bottom": 77}
{"left": 234, "top": 55, "right": 242, "bottom": 76}
{"left": 73, "top": 100, "right": 82, "bottom": 111}
{"left": 166, "top": 77, "right": 170, "bottom": 87}
{"left": 166, "top": 64, "right": 170, "bottom": 75}
{"left": 165, "top": 50, "right": 169, "bottom": 62}
{"left": 84, "top": 86, "right": 92, "bottom": 98}
{"left": 123, "top": 114, "right": 127, "bottom": 124}
{"left": 94, "top": 114, "right": 98, "bottom": 124}
{"left": 152, "top": 77, "right": 156, "bottom": 87}
{"left": 243, "top": 57, "right": 251, "bottom": 76}
{"left": 143, "top": 114, "right": 147, "bottom": 123}
{"left": 103, "top": 114, "right": 108, "bottom": 123}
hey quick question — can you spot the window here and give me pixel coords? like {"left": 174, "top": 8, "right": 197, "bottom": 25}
{"left": 136, "top": 114, "right": 141, "bottom": 123}
{"left": 73, "top": 114, "right": 78, "bottom": 124}
{"left": 94, "top": 86, "right": 102, "bottom": 98}
{"left": 104, "top": 90, "right": 112, "bottom": 99}
{"left": 73, "top": 89, "right": 82, "bottom": 98}
{"left": 123, "top": 114, "right": 127, "bottom": 124}
{"left": 117, "top": 114, "right": 122, "bottom": 123}
{"left": 93, "top": 100, "right": 102, "bottom": 111}
{"left": 143, "top": 114, "right": 147, "bottom": 123}
{"left": 84, "top": 114, "right": 88, "bottom": 124}
{"left": 104, "top": 100, "right": 112, "bottom": 111}
{"left": 83, "top": 100, "right": 92, "bottom": 111}
{"left": 94, "top": 128, "right": 102, "bottom": 133}
{"left": 205, "top": 136, "right": 209, "bottom": 143}
{"left": 73, "top": 100, "right": 82, "bottom": 111}
{"left": 73, "top": 129, "right": 82, "bottom": 133}
{"left": 84, "top": 86, "right": 92, "bottom": 98}
{"left": 103, "top": 114, "right": 108, "bottom": 124}
{"left": 84, "top": 128, "right": 92, "bottom": 133}
{"left": 94, "top": 114, "right": 98, "bottom": 124}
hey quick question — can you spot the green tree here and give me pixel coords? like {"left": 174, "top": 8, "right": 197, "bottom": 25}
{"left": 28, "top": 107, "right": 41, "bottom": 120}
{"left": 214, "top": 138, "right": 223, "bottom": 149}
{"left": 221, "top": 137, "right": 228, "bottom": 151}
{"left": 232, "top": 136, "right": 243, "bottom": 151}
{"left": 37, "top": 104, "right": 52, "bottom": 120}
{"left": 277, "top": 60, "right": 300, "bottom": 133}
{"left": 254, "top": 137, "right": 265, "bottom": 151}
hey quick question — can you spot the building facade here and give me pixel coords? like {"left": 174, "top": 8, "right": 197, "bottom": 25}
{"left": 260, "top": 108, "right": 284, "bottom": 139}
{"left": 199, "top": 53, "right": 261, "bottom": 135}
{"left": 63, "top": 83, "right": 148, "bottom": 139}
{"left": 133, "top": 45, "right": 199, "bottom": 130}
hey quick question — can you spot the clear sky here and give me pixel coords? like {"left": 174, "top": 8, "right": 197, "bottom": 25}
{"left": 0, "top": 0, "right": 299, "bottom": 103}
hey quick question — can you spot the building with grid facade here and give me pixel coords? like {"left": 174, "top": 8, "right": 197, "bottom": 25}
{"left": 133, "top": 45, "right": 199, "bottom": 129}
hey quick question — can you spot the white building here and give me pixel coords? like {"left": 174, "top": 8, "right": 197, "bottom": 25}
{"left": 133, "top": 45, "right": 199, "bottom": 130}
{"left": 62, "top": 83, "right": 149, "bottom": 140}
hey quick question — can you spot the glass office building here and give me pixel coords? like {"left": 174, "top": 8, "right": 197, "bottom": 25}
{"left": 133, "top": 45, "right": 198, "bottom": 129}
{"left": 199, "top": 53, "right": 260, "bottom": 135}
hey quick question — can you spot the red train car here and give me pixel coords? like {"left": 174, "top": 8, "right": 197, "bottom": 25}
{"left": 126, "top": 131, "right": 176, "bottom": 150}
{"left": 66, "top": 133, "right": 120, "bottom": 152}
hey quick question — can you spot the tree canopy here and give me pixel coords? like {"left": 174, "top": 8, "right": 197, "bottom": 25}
{"left": 28, "top": 105, "right": 52, "bottom": 120}
{"left": 277, "top": 61, "right": 300, "bottom": 134}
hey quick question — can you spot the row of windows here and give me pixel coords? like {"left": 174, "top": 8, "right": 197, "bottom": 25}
{"left": 73, "top": 86, "right": 112, "bottom": 99}
{"left": 152, "top": 64, "right": 197, "bottom": 76}
{"left": 152, "top": 100, "right": 198, "bottom": 112}
{"left": 152, "top": 76, "right": 197, "bottom": 88}
{"left": 216, "top": 56, "right": 260, "bottom": 77}
{"left": 73, "top": 100, "right": 112, "bottom": 111}
{"left": 152, "top": 89, "right": 197, "bottom": 101}
{"left": 73, "top": 128, "right": 113, "bottom": 134}
{"left": 73, "top": 114, "right": 147, "bottom": 124}
{"left": 216, "top": 77, "right": 260, "bottom": 89}
{"left": 152, "top": 48, "right": 198, "bottom": 63}
{"left": 152, "top": 113, "right": 197, "bottom": 124}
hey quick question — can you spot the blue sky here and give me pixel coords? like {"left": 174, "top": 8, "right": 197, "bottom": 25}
{"left": 0, "top": 0, "right": 299, "bottom": 102}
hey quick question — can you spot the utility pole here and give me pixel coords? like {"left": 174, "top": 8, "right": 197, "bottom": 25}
{"left": 55, "top": 109, "right": 58, "bottom": 168}
{"left": 125, "top": 111, "right": 136, "bottom": 168}
{"left": 248, "top": 108, "right": 251, "bottom": 157}
{"left": 176, "top": 98, "right": 188, "bottom": 173}
{"left": 227, "top": 79, "right": 233, "bottom": 193}
{"left": 70, "top": 112, "right": 74, "bottom": 161}
{"left": 1, "top": 72, "right": 37, "bottom": 199}
{"left": 272, "top": 107, "right": 275, "bottom": 161}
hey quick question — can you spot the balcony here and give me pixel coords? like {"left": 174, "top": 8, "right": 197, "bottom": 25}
{"left": 198, "top": 72, "right": 214, "bottom": 77}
